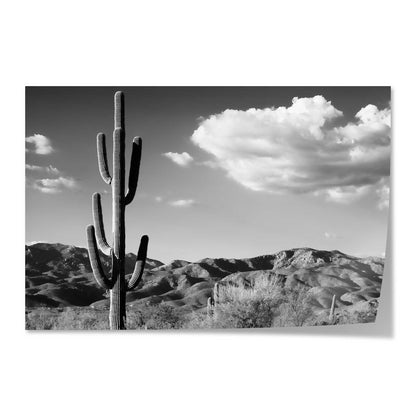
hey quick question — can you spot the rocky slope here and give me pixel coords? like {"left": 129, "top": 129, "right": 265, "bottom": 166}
{"left": 25, "top": 243, "right": 384, "bottom": 313}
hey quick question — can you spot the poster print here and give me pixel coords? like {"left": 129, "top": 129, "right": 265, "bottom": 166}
{"left": 25, "top": 87, "right": 390, "bottom": 330}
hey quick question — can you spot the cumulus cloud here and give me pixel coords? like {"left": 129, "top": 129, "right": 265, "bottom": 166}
{"left": 163, "top": 151, "right": 194, "bottom": 167}
{"left": 191, "top": 96, "right": 391, "bottom": 207}
{"left": 26, "top": 134, "right": 54, "bottom": 155}
{"left": 26, "top": 164, "right": 60, "bottom": 175}
{"left": 169, "top": 199, "right": 196, "bottom": 207}
{"left": 33, "top": 176, "right": 78, "bottom": 194}
{"left": 26, "top": 163, "right": 76, "bottom": 195}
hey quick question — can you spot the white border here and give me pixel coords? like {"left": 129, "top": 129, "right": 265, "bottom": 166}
{"left": 2, "top": 1, "right": 414, "bottom": 415}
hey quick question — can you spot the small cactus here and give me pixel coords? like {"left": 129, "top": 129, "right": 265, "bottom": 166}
{"left": 86, "top": 91, "right": 148, "bottom": 330}
{"left": 213, "top": 282, "right": 220, "bottom": 306}
{"left": 207, "top": 297, "right": 214, "bottom": 316}
{"left": 207, "top": 282, "right": 221, "bottom": 318}
{"left": 329, "top": 294, "right": 336, "bottom": 323}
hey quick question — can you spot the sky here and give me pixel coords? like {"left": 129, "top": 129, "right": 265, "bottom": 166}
{"left": 26, "top": 87, "right": 391, "bottom": 263}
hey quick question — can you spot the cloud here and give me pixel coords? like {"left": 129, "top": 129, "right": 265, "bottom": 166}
{"left": 376, "top": 178, "right": 390, "bottom": 210}
{"left": 26, "top": 240, "right": 49, "bottom": 245}
{"left": 26, "top": 134, "right": 54, "bottom": 155}
{"left": 26, "top": 164, "right": 60, "bottom": 175}
{"left": 33, "top": 176, "right": 78, "bottom": 194}
{"left": 163, "top": 151, "right": 194, "bottom": 167}
{"left": 317, "top": 184, "right": 372, "bottom": 204}
{"left": 26, "top": 163, "right": 76, "bottom": 195}
{"left": 155, "top": 196, "right": 163, "bottom": 202}
{"left": 324, "top": 232, "right": 339, "bottom": 239}
{"left": 191, "top": 96, "right": 391, "bottom": 207}
{"left": 169, "top": 199, "right": 196, "bottom": 207}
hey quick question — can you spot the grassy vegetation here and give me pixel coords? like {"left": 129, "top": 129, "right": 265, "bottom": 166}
{"left": 25, "top": 304, "right": 184, "bottom": 330}
{"left": 26, "top": 308, "right": 109, "bottom": 330}
{"left": 26, "top": 279, "right": 378, "bottom": 330}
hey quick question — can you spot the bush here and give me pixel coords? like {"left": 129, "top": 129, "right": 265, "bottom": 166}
{"left": 216, "top": 298, "right": 280, "bottom": 328}
{"left": 183, "top": 310, "right": 213, "bottom": 329}
{"left": 212, "top": 276, "right": 284, "bottom": 328}
{"left": 273, "top": 286, "right": 314, "bottom": 327}
{"left": 127, "top": 302, "right": 183, "bottom": 330}
{"left": 335, "top": 301, "right": 378, "bottom": 325}
{"left": 201, "top": 278, "right": 321, "bottom": 329}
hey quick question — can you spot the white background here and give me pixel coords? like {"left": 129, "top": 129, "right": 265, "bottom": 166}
{"left": 1, "top": 1, "right": 414, "bottom": 415}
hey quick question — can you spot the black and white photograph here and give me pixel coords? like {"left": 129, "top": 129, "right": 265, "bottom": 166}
{"left": 25, "top": 86, "right": 391, "bottom": 330}
{"left": 4, "top": 1, "right": 416, "bottom": 415}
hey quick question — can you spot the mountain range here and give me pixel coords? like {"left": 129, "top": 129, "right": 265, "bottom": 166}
{"left": 25, "top": 242, "right": 384, "bottom": 314}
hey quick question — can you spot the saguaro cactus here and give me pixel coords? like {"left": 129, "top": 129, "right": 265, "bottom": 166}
{"left": 86, "top": 91, "right": 148, "bottom": 330}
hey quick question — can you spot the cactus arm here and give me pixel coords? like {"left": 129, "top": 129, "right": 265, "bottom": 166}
{"left": 127, "top": 235, "right": 149, "bottom": 291}
{"left": 110, "top": 249, "right": 119, "bottom": 283}
{"left": 125, "top": 137, "right": 142, "bottom": 205}
{"left": 97, "top": 133, "right": 112, "bottom": 185}
{"left": 86, "top": 225, "right": 114, "bottom": 290}
{"left": 92, "top": 193, "right": 112, "bottom": 256}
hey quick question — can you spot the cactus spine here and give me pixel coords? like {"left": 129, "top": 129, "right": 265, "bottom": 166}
{"left": 86, "top": 91, "right": 148, "bottom": 330}
{"left": 329, "top": 294, "right": 336, "bottom": 323}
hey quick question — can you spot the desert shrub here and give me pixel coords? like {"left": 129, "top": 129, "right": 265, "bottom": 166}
{"left": 212, "top": 276, "right": 284, "bottom": 328}
{"left": 335, "top": 301, "right": 378, "bottom": 325}
{"left": 273, "top": 286, "right": 314, "bottom": 327}
{"left": 26, "top": 309, "right": 58, "bottom": 330}
{"left": 216, "top": 298, "right": 281, "bottom": 328}
{"left": 183, "top": 310, "right": 213, "bottom": 329}
{"left": 54, "top": 308, "right": 108, "bottom": 330}
{"left": 127, "top": 302, "right": 183, "bottom": 330}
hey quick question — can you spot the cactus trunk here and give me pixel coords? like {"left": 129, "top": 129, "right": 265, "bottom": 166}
{"left": 86, "top": 91, "right": 148, "bottom": 330}
{"left": 110, "top": 270, "right": 126, "bottom": 329}
{"left": 111, "top": 97, "right": 126, "bottom": 329}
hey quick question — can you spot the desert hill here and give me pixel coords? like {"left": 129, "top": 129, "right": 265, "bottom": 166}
{"left": 25, "top": 243, "right": 163, "bottom": 307}
{"left": 26, "top": 242, "right": 163, "bottom": 277}
{"left": 25, "top": 243, "right": 384, "bottom": 315}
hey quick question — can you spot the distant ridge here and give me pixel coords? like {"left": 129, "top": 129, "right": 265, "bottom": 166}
{"left": 26, "top": 242, "right": 164, "bottom": 277}
{"left": 26, "top": 242, "right": 384, "bottom": 312}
